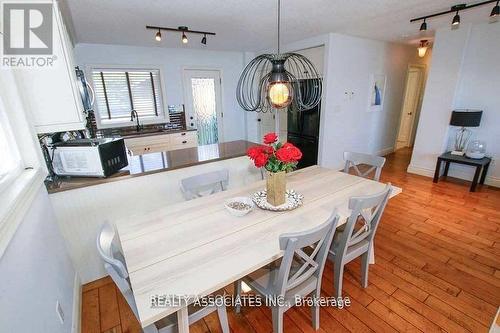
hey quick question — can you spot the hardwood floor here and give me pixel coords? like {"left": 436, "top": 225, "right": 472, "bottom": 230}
{"left": 81, "top": 148, "right": 500, "bottom": 333}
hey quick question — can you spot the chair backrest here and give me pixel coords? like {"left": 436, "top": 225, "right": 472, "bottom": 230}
{"left": 180, "top": 169, "right": 229, "bottom": 200}
{"left": 97, "top": 223, "right": 140, "bottom": 319}
{"left": 274, "top": 213, "right": 339, "bottom": 296}
{"left": 336, "top": 184, "right": 391, "bottom": 259}
{"left": 343, "top": 151, "right": 386, "bottom": 181}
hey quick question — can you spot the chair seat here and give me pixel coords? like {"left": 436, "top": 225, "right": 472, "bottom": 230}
{"left": 242, "top": 263, "right": 318, "bottom": 305}
{"left": 331, "top": 231, "right": 370, "bottom": 263}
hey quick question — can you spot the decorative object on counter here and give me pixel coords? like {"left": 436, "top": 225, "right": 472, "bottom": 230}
{"left": 236, "top": 0, "right": 322, "bottom": 113}
{"left": 224, "top": 197, "right": 254, "bottom": 217}
{"left": 449, "top": 110, "right": 482, "bottom": 156}
{"left": 466, "top": 140, "right": 487, "bottom": 159}
{"left": 146, "top": 25, "right": 215, "bottom": 45}
{"left": 247, "top": 132, "right": 302, "bottom": 206}
{"left": 252, "top": 189, "right": 304, "bottom": 211}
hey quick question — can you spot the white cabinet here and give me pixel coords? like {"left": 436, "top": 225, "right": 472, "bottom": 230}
{"left": 13, "top": 0, "right": 85, "bottom": 134}
{"left": 124, "top": 131, "right": 198, "bottom": 155}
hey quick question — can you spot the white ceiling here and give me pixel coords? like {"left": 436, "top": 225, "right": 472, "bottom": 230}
{"left": 63, "top": 0, "right": 497, "bottom": 51}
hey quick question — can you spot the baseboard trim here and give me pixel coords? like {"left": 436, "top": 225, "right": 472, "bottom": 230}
{"left": 71, "top": 273, "right": 82, "bottom": 333}
{"left": 407, "top": 164, "right": 500, "bottom": 188}
{"left": 376, "top": 147, "right": 395, "bottom": 157}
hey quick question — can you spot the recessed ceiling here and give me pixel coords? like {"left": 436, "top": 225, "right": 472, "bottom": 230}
{"left": 62, "top": 0, "right": 497, "bottom": 51}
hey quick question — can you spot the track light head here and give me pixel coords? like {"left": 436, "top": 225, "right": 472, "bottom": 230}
{"left": 182, "top": 32, "right": 188, "bottom": 44}
{"left": 452, "top": 11, "right": 461, "bottom": 27}
{"left": 491, "top": 1, "right": 500, "bottom": 18}
{"left": 420, "top": 19, "right": 427, "bottom": 31}
{"left": 155, "top": 29, "right": 162, "bottom": 42}
{"left": 201, "top": 34, "right": 207, "bottom": 45}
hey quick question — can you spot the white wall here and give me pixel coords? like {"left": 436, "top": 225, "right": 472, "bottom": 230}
{"left": 409, "top": 22, "right": 500, "bottom": 186}
{"left": 74, "top": 43, "right": 248, "bottom": 142}
{"left": 0, "top": 188, "right": 78, "bottom": 333}
{"left": 319, "top": 33, "right": 416, "bottom": 169}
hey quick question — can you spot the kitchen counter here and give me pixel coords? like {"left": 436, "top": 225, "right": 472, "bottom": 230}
{"left": 45, "top": 140, "right": 256, "bottom": 194}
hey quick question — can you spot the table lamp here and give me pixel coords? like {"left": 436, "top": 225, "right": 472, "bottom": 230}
{"left": 449, "top": 110, "right": 482, "bottom": 156}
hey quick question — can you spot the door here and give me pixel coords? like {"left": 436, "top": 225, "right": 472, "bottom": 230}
{"left": 396, "top": 66, "right": 424, "bottom": 149}
{"left": 183, "top": 70, "right": 224, "bottom": 145}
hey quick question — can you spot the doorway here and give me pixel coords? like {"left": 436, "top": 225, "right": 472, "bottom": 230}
{"left": 183, "top": 69, "right": 224, "bottom": 145}
{"left": 395, "top": 65, "right": 426, "bottom": 150}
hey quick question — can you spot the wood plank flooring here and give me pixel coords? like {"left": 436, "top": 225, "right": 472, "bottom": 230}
{"left": 81, "top": 148, "right": 500, "bottom": 333}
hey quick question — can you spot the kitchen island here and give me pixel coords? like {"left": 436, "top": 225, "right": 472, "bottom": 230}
{"left": 47, "top": 140, "right": 262, "bottom": 283}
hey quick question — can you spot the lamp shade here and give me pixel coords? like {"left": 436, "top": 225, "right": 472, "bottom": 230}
{"left": 450, "top": 111, "right": 482, "bottom": 127}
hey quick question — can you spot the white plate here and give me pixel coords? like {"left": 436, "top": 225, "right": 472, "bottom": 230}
{"left": 252, "top": 189, "right": 304, "bottom": 211}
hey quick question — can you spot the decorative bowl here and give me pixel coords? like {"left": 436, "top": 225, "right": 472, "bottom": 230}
{"left": 224, "top": 197, "right": 254, "bottom": 217}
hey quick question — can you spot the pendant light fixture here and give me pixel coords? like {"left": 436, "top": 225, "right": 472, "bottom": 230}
{"left": 417, "top": 40, "right": 429, "bottom": 57}
{"left": 201, "top": 34, "right": 207, "bottom": 45}
{"left": 155, "top": 29, "right": 162, "bottom": 42}
{"left": 236, "top": 0, "right": 322, "bottom": 112}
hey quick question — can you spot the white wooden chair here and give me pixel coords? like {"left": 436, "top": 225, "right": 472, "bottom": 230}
{"left": 180, "top": 169, "right": 229, "bottom": 200}
{"left": 329, "top": 185, "right": 391, "bottom": 297}
{"left": 234, "top": 213, "right": 339, "bottom": 333}
{"left": 343, "top": 151, "right": 386, "bottom": 181}
{"left": 97, "top": 223, "right": 230, "bottom": 333}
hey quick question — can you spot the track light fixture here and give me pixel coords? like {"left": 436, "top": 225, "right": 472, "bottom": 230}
{"left": 420, "top": 19, "right": 427, "bottom": 31}
{"left": 491, "top": 1, "right": 500, "bottom": 20}
{"left": 410, "top": 1, "right": 497, "bottom": 31}
{"left": 452, "top": 10, "right": 461, "bottom": 27}
{"left": 146, "top": 25, "right": 215, "bottom": 45}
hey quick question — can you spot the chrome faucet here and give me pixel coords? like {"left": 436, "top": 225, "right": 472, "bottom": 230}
{"left": 130, "top": 110, "right": 143, "bottom": 132}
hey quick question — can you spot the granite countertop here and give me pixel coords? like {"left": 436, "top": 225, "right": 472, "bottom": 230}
{"left": 45, "top": 140, "right": 256, "bottom": 194}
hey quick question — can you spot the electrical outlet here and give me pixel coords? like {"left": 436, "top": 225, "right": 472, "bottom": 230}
{"left": 56, "top": 301, "right": 64, "bottom": 324}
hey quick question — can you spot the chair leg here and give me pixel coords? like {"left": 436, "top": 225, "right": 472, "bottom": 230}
{"left": 217, "top": 305, "right": 230, "bottom": 333}
{"left": 234, "top": 280, "right": 242, "bottom": 314}
{"left": 361, "top": 251, "right": 370, "bottom": 288}
{"left": 311, "top": 293, "right": 320, "bottom": 331}
{"left": 271, "top": 307, "right": 284, "bottom": 333}
{"left": 334, "top": 262, "right": 344, "bottom": 298}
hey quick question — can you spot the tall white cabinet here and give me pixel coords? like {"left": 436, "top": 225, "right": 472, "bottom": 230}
{"left": 12, "top": 0, "right": 85, "bottom": 134}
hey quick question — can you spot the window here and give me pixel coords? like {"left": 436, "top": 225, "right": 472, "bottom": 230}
{"left": 91, "top": 68, "right": 165, "bottom": 125}
{"left": 0, "top": 98, "right": 22, "bottom": 192}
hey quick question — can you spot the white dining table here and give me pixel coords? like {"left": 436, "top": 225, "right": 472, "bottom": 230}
{"left": 114, "top": 166, "right": 401, "bottom": 332}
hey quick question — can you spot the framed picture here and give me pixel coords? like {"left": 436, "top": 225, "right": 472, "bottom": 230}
{"left": 368, "top": 74, "right": 386, "bottom": 112}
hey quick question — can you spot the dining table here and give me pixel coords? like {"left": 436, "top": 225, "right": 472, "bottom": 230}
{"left": 114, "top": 165, "right": 402, "bottom": 332}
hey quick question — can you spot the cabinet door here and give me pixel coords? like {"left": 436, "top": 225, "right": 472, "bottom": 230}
{"left": 13, "top": 0, "right": 85, "bottom": 134}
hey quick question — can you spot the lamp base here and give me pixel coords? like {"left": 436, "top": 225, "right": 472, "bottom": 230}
{"left": 451, "top": 150, "right": 465, "bottom": 156}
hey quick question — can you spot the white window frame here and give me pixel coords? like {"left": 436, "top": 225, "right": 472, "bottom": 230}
{"left": 0, "top": 68, "right": 46, "bottom": 258}
{"left": 85, "top": 64, "right": 169, "bottom": 129}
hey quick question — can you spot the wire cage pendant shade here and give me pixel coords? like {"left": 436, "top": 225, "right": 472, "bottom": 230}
{"left": 236, "top": 0, "right": 322, "bottom": 112}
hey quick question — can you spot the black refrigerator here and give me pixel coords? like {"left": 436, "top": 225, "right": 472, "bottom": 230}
{"left": 287, "top": 82, "right": 321, "bottom": 169}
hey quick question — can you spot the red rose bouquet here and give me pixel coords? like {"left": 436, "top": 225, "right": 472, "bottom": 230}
{"left": 247, "top": 132, "right": 302, "bottom": 173}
